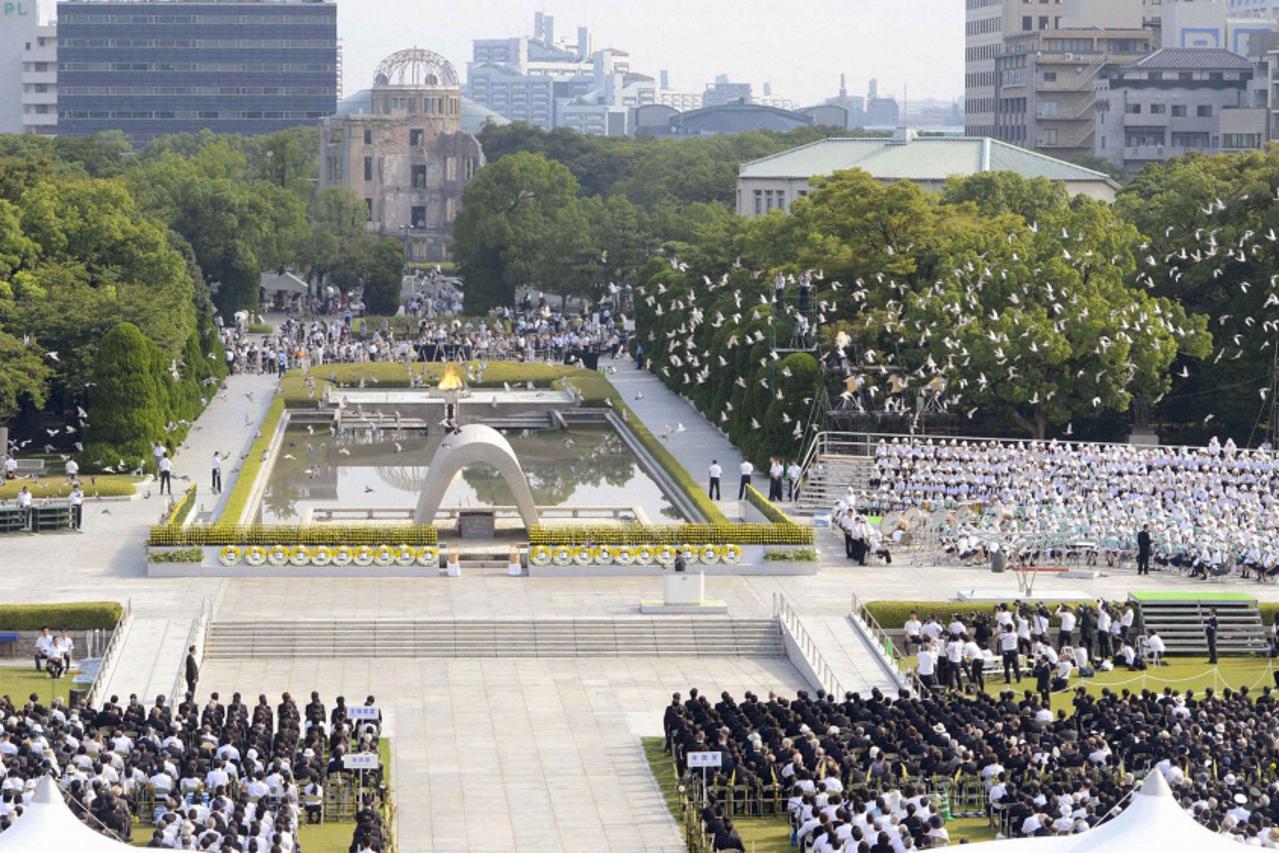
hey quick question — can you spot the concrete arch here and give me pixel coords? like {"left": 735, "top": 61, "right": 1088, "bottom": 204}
{"left": 414, "top": 424, "right": 539, "bottom": 528}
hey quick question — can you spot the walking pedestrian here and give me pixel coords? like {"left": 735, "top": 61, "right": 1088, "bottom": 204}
{"left": 158, "top": 452, "right": 173, "bottom": 496}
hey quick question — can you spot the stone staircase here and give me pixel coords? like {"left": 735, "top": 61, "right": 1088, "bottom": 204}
{"left": 1133, "top": 596, "right": 1268, "bottom": 656}
{"left": 204, "top": 618, "right": 786, "bottom": 660}
{"left": 796, "top": 454, "right": 878, "bottom": 515}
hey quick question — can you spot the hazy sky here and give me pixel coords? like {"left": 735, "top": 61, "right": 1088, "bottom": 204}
{"left": 339, "top": 0, "right": 964, "bottom": 106}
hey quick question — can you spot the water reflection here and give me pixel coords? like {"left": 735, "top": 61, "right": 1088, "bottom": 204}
{"left": 257, "top": 425, "right": 681, "bottom": 523}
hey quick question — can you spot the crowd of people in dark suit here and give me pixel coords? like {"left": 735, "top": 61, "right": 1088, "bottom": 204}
{"left": 664, "top": 683, "right": 1279, "bottom": 849}
{"left": 0, "top": 690, "right": 389, "bottom": 851}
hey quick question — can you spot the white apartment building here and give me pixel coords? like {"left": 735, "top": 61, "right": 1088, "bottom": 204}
{"left": 0, "top": 0, "right": 55, "bottom": 134}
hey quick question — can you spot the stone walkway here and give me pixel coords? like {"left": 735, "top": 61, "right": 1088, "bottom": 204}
{"left": 606, "top": 358, "right": 749, "bottom": 511}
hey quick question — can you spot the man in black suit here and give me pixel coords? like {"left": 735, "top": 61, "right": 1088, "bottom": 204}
{"left": 1136, "top": 526, "right": 1152, "bottom": 575}
{"left": 184, "top": 645, "right": 199, "bottom": 695}
{"left": 1206, "top": 608, "right": 1219, "bottom": 665}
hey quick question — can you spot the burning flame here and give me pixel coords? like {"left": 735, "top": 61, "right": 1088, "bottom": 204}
{"left": 438, "top": 363, "right": 465, "bottom": 392}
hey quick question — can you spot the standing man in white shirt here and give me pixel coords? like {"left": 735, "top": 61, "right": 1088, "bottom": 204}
{"left": 15, "top": 485, "right": 32, "bottom": 531}
{"left": 68, "top": 485, "right": 83, "bottom": 531}
{"left": 915, "top": 642, "right": 937, "bottom": 690}
{"left": 707, "top": 459, "right": 722, "bottom": 501}
{"left": 998, "top": 624, "right": 1022, "bottom": 684}
{"left": 768, "top": 457, "right": 784, "bottom": 502}
{"left": 737, "top": 458, "right": 754, "bottom": 499}
{"left": 1056, "top": 605, "right": 1077, "bottom": 651}
{"left": 211, "top": 452, "right": 224, "bottom": 495}
{"left": 786, "top": 459, "right": 802, "bottom": 502}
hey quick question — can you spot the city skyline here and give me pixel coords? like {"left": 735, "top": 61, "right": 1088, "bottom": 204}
{"left": 339, "top": 0, "right": 964, "bottom": 107}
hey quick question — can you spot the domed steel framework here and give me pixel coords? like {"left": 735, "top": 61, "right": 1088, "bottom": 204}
{"left": 372, "top": 48, "right": 459, "bottom": 89}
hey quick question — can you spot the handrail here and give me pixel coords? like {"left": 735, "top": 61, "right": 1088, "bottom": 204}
{"left": 772, "top": 594, "right": 845, "bottom": 698}
{"left": 169, "top": 597, "right": 211, "bottom": 705}
{"left": 850, "top": 592, "right": 926, "bottom": 696}
{"left": 86, "top": 598, "right": 132, "bottom": 707}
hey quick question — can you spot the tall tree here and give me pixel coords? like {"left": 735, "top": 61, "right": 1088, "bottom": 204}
{"left": 453, "top": 152, "right": 590, "bottom": 313}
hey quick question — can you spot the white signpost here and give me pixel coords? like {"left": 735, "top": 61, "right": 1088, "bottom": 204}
{"left": 686, "top": 750, "right": 722, "bottom": 800}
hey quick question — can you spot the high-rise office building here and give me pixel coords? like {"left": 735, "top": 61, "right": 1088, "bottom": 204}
{"left": 57, "top": 0, "right": 337, "bottom": 145}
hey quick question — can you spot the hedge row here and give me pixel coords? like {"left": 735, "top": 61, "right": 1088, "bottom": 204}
{"left": 744, "top": 484, "right": 798, "bottom": 526}
{"left": 165, "top": 485, "right": 198, "bottom": 527}
{"left": 148, "top": 548, "right": 204, "bottom": 563}
{"left": 529, "top": 523, "right": 813, "bottom": 546}
{"left": 147, "top": 524, "right": 439, "bottom": 547}
{"left": 0, "top": 603, "right": 124, "bottom": 630}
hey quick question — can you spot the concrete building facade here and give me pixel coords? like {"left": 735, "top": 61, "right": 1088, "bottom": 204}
{"left": 56, "top": 0, "right": 337, "bottom": 145}
{"left": 319, "top": 49, "right": 484, "bottom": 263}
{"left": 0, "top": 0, "right": 55, "bottom": 135}
{"left": 1095, "top": 47, "right": 1267, "bottom": 169}
{"left": 994, "top": 26, "right": 1157, "bottom": 159}
{"left": 966, "top": 0, "right": 1163, "bottom": 137}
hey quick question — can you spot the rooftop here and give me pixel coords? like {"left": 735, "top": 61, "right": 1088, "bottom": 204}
{"left": 738, "top": 134, "right": 1115, "bottom": 185}
{"left": 1123, "top": 47, "right": 1254, "bottom": 72}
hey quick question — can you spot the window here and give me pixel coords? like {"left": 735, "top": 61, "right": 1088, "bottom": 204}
{"left": 1022, "top": 15, "right": 1032, "bottom": 30}
{"left": 1125, "top": 103, "right": 1142, "bottom": 114}
{"left": 363, "top": 157, "right": 372, "bottom": 182}
{"left": 753, "top": 189, "right": 764, "bottom": 215}
{"left": 1149, "top": 104, "right": 1165, "bottom": 114}
{"left": 1197, "top": 105, "right": 1213, "bottom": 117}
{"left": 409, "top": 128, "right": 424, "bottom": 146}
{"left": 411, "top": 206, "right": 426, "bottom": 229}
{"left": 1042, "top": 71, "right": 1057, "bottom": 82}
{"left": 412, "top": 165, "right": 426, "bottom": 189}
{"left": 363, "top": 129, "right": 372, "bottom": 145}
{"left": 1171, "top": 105, "right": 1186, "bottom": 117}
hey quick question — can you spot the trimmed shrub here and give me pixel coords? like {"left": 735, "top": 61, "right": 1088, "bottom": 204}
{"left": 87, "top": 322, "right": 168, "bottom": 462}
{"left": 0, "top": 602, "right": 123, "bottom": 630}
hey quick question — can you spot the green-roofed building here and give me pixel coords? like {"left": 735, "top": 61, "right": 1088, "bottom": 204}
{"left": 736, "top": 128, "right": 1119, "bottom": 217}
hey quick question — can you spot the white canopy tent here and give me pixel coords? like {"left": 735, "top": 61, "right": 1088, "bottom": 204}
{"left": 959, "top": 770, "right": 1245, "bottom": 852}
{"left": 0, "top": 777, "right": 132, "bottom": 852}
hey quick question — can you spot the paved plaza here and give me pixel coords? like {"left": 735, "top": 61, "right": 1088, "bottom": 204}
{"left": 9, "top": 355, "right": 1279, "bottom": 850}
{"left": 201, "top": 656, "right": 807, "bottom": 852}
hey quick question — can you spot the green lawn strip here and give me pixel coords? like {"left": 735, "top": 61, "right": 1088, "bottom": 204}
{"left": 0, "top": 475, "right": 139, "bottom": 500}
{"left": 0, "top": 663, "right": 75, "bottom": 706}
{"left": 217, "top": 396, "right": 285, "bottom": 524}
{"left": 0, "top": 602, "right": 122, "bottom": 630}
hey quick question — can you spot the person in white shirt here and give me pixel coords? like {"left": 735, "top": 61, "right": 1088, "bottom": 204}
{"left": 737, "top": 458, "right": 754, "bottom": 499}
{"left": 1056, "top": 605, "right": 1077, "bottom": 650}
{"left": 707, "top": 459, "right": 722, "bottom": 500}
{"left": 54, "top": 631, "right": 73, "bottom": 675}
{"left": 33, "top": 627, "right": 54, "bottom": 673}
{"left": 1146, "top": 629, "right": 1167, "bottom": 666}
{"left": 768, "top": 457, "right": 785, "bottom": 502}
{"left": 16, "top": 485, "right": 32, "bottom": 531}
{"left": 64, "top": 457, "right": 79, "bottom": 481}
{"left": 903, "top": 612, "right": 923, "bottom": 653}
{"left": 963, "top": 636, "right": 986, "bottom": 693}
{"left": 998, "top": 624, "right": 1022, "bottom": 683}
{"left": 158, "top": 452, "right": 173, "bottom": 495}
{"left": 944, "top": 636, "right": 966, "bottom": 691}
{"left": 2, "top": 454, "right": 15, "bottom": 480}
{"left": 68, "top": 486, "right": 83, "bottom": 531}
{"left": 915, "top": 643, "right": 937, "bottom": 690}
{"left": 787, "top": 460, "right": 802, "bottom": 501}
{"left": 211, "top": 451, "right": 223, "bottom": 494}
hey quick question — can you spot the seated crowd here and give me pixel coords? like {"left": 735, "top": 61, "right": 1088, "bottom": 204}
{"left": 0, "top": 690, "right": 388, "bottom": 851}
{"left": 860, "top": 436, "right": 1279, "bottom": 579}
{"left": 665, "top": 683, "right": 1279, "bottom": 848}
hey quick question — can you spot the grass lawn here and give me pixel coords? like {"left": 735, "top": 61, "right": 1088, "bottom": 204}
{"left": 0, "top": 475, "right": 139, "bottom": 500}
{"left": 905, "top": 655, "right": 1278, "bottom": 713}
{"left": 0, "top": 663, "right": 75, "bottom": 705}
